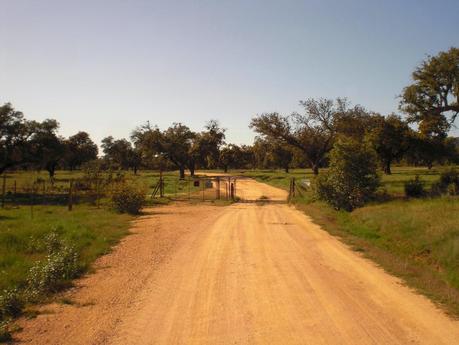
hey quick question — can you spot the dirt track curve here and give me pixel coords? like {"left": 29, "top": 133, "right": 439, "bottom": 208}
{"left": 16, "top": 178, "right": 459, "bottom": 344}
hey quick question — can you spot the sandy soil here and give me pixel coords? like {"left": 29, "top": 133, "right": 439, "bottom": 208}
{"left": 16, "top": 179, "right": 459, "bottom": 344}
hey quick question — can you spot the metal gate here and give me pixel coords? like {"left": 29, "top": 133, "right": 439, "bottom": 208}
{"left": 151, "top": 176, "right": 237, "bottom": 201}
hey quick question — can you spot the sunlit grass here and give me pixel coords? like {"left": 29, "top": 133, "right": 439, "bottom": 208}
{"left": 0, "top": 204, "right": 132, "bottom": 292}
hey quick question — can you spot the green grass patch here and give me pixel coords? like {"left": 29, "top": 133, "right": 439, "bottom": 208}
{"left": 0, "top": 204, "right": 133, "bottom": 292}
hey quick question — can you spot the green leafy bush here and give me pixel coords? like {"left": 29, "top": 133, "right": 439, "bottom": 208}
{"left": 0, "top": 289, "right": 22, "bottom": 321}
{"left": 314, "top": 137, "right": 380, "bottom": 211}
{"left": 0, "top": 321, "right": 12, "bottom": 342}
{"left": 439, "top": 168, "right": 459, "bottom": 190}
{"left": 404, "top": 175, "right": 425, "bottom": 198}
{"left": 25, "top": 234, "right": 79, "bottom": 301}
{"left": 112, "top": 183, "right": 146, "bottom": 214}
{"left": 430, "top": 168, "right": 459, "bottom": 196}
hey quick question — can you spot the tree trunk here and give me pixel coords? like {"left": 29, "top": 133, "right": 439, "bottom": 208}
{"left": 383, "top": 160, "right": 392, "bottom": 175}
{"left": 312, "top": 164, "right": 319, "bottom": 175}
{"left": 47, "top": 167, "right": 55, "bottom": 178}
{"left": 427, "top": 161, "right": 433, "bottom": 169}
{"left": 47, "top": 162, "right": 56, "bottom": 178}
{"left": 179, "top": 166, "right": 185, "bottom": 179}
{"left": 133, "top": 166, "right": 138, "bottom": 175}
{"left": 224, "top": 166, "right": 228, "bottom": 173}
{"left": 284, "top": 166, "right": 289, "bottom": 173}
{"left": 189, "top": 166, "right": 195, "bottom": 177}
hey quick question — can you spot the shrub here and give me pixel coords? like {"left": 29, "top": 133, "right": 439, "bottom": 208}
{"left": 430, "top": 181, "right": 444, "bottom": 197}
{"left": 25, "top": 235, "right": 79, "bottom": 301}
{"left": 112, "top": 183, "right": 146, "bottom": 214}
{"left": 0, "top": 289, "right": 22, "bottom": 321}
{"left": 439, "top": 168, "right": 459, "bottom": 191}
{"left": 430, "top": 168, "right": 459, "bottom": 196}
{"left": 314, "top": 137, "right": 380, "bottom": 211}
{"left": 0, "top": 321, "right": 12, "bottom": 342}
{"left": 404, "top": 175, "right": 425, "bottom": 198}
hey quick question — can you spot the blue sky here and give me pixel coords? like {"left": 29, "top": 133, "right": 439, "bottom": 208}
{"left": 1, "top": 0, "right": 458, "bottom": 145}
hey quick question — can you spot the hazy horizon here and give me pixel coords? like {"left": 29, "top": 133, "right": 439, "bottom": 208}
{"left": 1, "top": 0, "right": 459, "bottom": 147}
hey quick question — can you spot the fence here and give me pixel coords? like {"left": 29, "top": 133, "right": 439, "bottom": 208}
{"left": 0, "top": 174, "right": 239, "bottom": 211}
{"left": 0, "top": 173, "right": 129, "bottom": 211}
{"left": 152, "top": 175, "right": 237, "bottom": 201}
{"left": 288, "top": 177, "right": 311, "bottom": 202}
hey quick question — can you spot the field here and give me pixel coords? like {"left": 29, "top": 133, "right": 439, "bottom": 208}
{"left": 0, "top": 169, "right": 228, "bottom": 301}
{"left": 238, "top": 166, "right": 459, "bottom": 315}
{"left": 0, "top": 205, "right": 133, "bottom": 292}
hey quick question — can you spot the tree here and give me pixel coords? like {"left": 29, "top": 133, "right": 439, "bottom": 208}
{"left": 314, "top": 137, "right": 380, "bottom": 211}
{"left": 29, "top": 119, "right": 65, "bottom": 178}
{"left": 101, "top": 136, "right": 135, "bottom": 170}
{"left": 252, "top": 138, "right": 271, "bottom": 169}
{"left": 0, "top": 103, "right": 36, "bottom": 174}
{"left": 197, "top": 121, "right": 225, "bottom": 168}
{"left": 251, "top": 98, "right": 348, "bottom": 174}
{"left": 334, "top": 106, "right": 378, "bottom": 142}
{"left": 219, "top": 145, "right": 240, "bottom": 172}
{"left": 406, "top": 133, "right": 455, "bottom": 169}
{"left": 187, "top": 120, "right": 225, "bottom": 175}
{"left": 400, "top": 47, "right": 459, "bottom": 134}
{"left": 270, "top": 142, "right": 293, "bottom": 173}
{"left": 64, "top": 131, "right": 98, "bottom": 170}
{"left": 367, "top": 114, "right": 411, "bottom": 174}
{"left": 132, "top": 122, "right": 195, "bottom": 179}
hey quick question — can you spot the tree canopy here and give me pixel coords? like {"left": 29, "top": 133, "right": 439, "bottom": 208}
{"left": 400, "top": 47, "right": 459, "bottom": 134}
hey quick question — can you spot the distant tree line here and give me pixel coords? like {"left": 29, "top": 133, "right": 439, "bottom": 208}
{"left": 0, "top": 103, "right": 98, "bottom": 177}
{"left": 1, "top": 47, "right": 458, "bottom": 178}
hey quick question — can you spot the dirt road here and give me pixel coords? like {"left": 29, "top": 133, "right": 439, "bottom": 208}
{"left": 17, "top": 179, "right": 459, "bottom": 344}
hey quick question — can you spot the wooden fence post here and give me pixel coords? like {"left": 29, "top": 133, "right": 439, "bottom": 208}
{"left": 68, "top": 180, "right": 73, "bottom": 211}
{"left": 216, "top": 177, "right": 220, "bottom": 200}
{"left": 96, "top": 178, "right": 100, "bottom": 208}
{"left": 202, "top": 179, "right": 205, "bottom": 201}
{"left": 13, "top": 180, "right": 17, "bottom": 205}
{"left": 1, "top": 174, "right": 6, "bottom": 208}
{"left": 30, "top": 185, "right": 35, "bottom": 219}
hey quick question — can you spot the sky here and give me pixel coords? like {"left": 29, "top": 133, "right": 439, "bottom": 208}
{"left": 1, "top": 0, "right": 458, "bottom": 146}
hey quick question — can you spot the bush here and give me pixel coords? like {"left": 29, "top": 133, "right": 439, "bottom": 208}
{"left": 430, "top": 168, "right": 459, "bottom": 196}
{"left": 0, "top": 289, "right": 22, "bottom": 321}
{"left": 25, "top": 235, "right": 80, "bottom": 301}
{"left": 439, "top": 168, "right": 459, "bottom": 190}
{"left": 0, "top": 321, "right": 12, "bottom": 342}
{"left": 112, "top": 183, "right": 146, "bottom": 214}
{"left": 404, "top": 175, "right": 425, "bottom": 198}
{"left": 314, "top": 137, "right": 380, "bottom": 211}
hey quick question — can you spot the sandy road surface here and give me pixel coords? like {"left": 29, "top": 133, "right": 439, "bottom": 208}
{"left": 16, "top": 179, "right": 459, "bottom": 344}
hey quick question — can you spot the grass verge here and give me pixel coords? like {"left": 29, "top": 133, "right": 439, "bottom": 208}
{"left": 0, "top": 203, "right": 134, "bottom": 340}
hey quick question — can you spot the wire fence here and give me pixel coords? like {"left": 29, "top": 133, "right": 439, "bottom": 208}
{"left": 155, "top": 176, "right": 237, "bottom": 202}
{"left": 0, "top": 174, "right": 238, "bottom": 211}
{"left": 287, "top": 177, "right": 311, "bottom": 202}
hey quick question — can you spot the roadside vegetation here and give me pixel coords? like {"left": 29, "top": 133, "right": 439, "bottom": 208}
{"left": 0, "top": 203, "right": 134, "bottom": 337}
